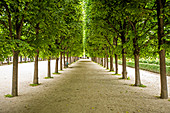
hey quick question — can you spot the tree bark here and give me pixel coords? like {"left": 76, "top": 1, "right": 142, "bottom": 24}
{"left": 122, "top": 49, "right": 127, "bottom": 79}
{"left": 115, "top": 54, "right": 118, "bottom": 74}
{"left": 110, "top": 56, "right": 114, "bottom": 71}
{"left": 67, "top": 52, "right": 69, "bottom": 66}
{"left": 157, "top": 0, "right": 168, "bottom": 99}
{"left": 70, "top": 56, "right": 71, "bottom": 64}
{"left": 134, "top": 54, "right": 141, "bottom": 86}
{"left": 60, "top": 52, "right": 62, "bottom": 70}
{"left": 33, "top": 50, "right": 39, "bottom": 84}
{"left": 12, "top": 50, "right": 19, "bottom": 96}
{"left": 48, "top": 58, "right": 51, "bottom": 77}
{"left": 55, "top": 58, "right": 59, "bottom": 73}
{"left": 0, "top": 61, "right": 2, "bottom": 66}
{"left": 106, "top": 55, "right": 109, "bottom": 69}
{"left": 20, "top": 56, "right": 22, "bottom": 63}
{"left": 24, "top": 56, "right": 27, "bottom": 63}
{"left": 63, "top": 51, "right": 66, "bottom": 68}
{"left": 7, "top": 56, "right": 10, "bottom": 65}
{"left": 104, "top": 57, "right": 106, "bottom": 67}
{"left": 101, "top": 58, "right": 103, "bottom": 66}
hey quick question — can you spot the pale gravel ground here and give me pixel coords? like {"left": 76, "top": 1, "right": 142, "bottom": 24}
{"left": 0, "top": 59, "right": 170, "bottom": 113}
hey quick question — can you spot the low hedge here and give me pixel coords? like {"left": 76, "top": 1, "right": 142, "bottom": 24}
{"left": 139, "top": 60, "right": 170, "bottom": 66}
{"left": 118, "top": 61, "right": 170, "bottom": 76}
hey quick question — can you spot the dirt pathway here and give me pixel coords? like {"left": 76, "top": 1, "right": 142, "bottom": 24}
{"left": 0, "top": 59, "right": 170, "bottom": 113}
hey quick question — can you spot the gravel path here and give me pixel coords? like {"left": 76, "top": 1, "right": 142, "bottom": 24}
{"left": 0, "top": 59, "right": 170, "bottom": 113}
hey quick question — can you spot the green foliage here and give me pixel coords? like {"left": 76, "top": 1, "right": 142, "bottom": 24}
{"left": 130, "top": 84, "right": 146, "bottom": 87}
{"left": 52, "top": 72, "right": 61, "bottom": 75}
{"left": 44, "top": 77, "right": 54, "bottom": 79}
{"left": 119, "top": 77, "right": 130, "bottom": 80}
{"left": 139, "top": 84, "right": 147, "bottom": 88}
{"left": 5, "top": 94, "right": 13, "bottom": 98}
{"left": 30, "top": 83, "right": 40, "bottom": 86}
{"left": 127, "top": 77, "right": 130, "bottom": 80}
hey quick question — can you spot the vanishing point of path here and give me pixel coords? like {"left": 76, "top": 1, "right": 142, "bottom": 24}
{"left": 1, "top": 59, "right": 170, "bottom": 113}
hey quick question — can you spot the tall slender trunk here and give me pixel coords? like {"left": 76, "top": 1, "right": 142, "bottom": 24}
{"left": 74, "top": 57, "right": 75, "bottom": 62}
{"left": 24, "top": 56, "right": 27, "bottom": 63}
{"left": 67, "top": 52, "right": 69, "bottom": 66}
{"left": 157, "top": 0, "right": 168, "bottom": 99}
{"left": 104, "top": 57, "right": 106, "bottom": 67}
{"left": 106, "top": 55, "right": 109, "bottom": 69}
{"left": 55, "top": 58, "right": 59, "bottom": 73}
{"left": 20, "top": 56, "right": 22, "bottom": 63}
{"left": 7, "top": 56, "right": 10, "bottom": 65}
{"left": 63, "top": 51, "right": 66, "bottom": 68}
{"left": 0, "top": 61, "right": 2, "bottom": 65}
{"left": 33, "top": 50, "right": 39, "bottom": 84}
{"left": 60, "top": 52, "right": 62, "bottom": 70}
{"left": 48, "top": 58, "right": 51, "bottom": 77}
{"left": 121, "top": 34, "right": 127, "bottom": 79}
{"left": 101, "top": 58, "right": 103, "bottom": 66}
{"left": 12, "top": 50, "right": 19, "bottom": 96}
{"left": 110, "top": 56, "right": 114, "bottom": 71}
{"left": 70, "top": 56, "right": 71, "bottom": 64}
{"left": 122, "top": 49, "right": 127, "bottom": 79}
{"left": 115, "top": 54, "right": 118, "bottom": 74}
{"left": 134, "top": 54, "right": 141, "bottom": 86}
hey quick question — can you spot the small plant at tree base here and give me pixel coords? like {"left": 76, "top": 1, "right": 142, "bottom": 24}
{"left": 110, "top": 70, "right": 115, "bottom": 72}
{"left": 139, "top": 84, "right": 147, "bottom": 87}
{"left": 112, "top": 74, "right": 121, "bottom": 76}
{"left": 168, "top": 99, "right": 170, "bottom": 101}
{"left": 127, "top": 77, "right": 130, "bottom": 80}
{"left": 130, "top": 84, "right": 134, "bottom": 86}
{"left": 130, "top": 84, "right": 147, "bottom": 87}
{"left": 52, "top": 72, "right": 61, "bottom": 74}
{"left": 30, "top": 83, "right": 41, "bottom": 86}
{"left": 5, "top": 94, "right": 13, "bottom": 98}
{"left": 155, "top": 96, "right": 161, "bottom": 98}
{"left": 119, "top": 77, "right": 130, "bottom": 80}
{"left": 44, "top": 77, "right": 54, "bottom": 79}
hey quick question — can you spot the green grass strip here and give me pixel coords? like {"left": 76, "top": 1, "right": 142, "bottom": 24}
{"left": 44, "top": 77, "right": 54, "bottom": 79}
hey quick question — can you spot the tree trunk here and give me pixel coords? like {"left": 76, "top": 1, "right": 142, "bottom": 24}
{"left": 67, "top": 52, "right": 69, "bottom": 66}
{"left": 60, "top": 52, "right": 62, "bottom": 70}
{"left": 7, "top": 56, "right": 10, "bottom": 65}
{"left": 12, "top": 50, "right": 19, "bottom": 96}
{"left": 110, "top": 56, "right": 114, "bottom": 71}
{"left": 48, "top": 58, "right": 51, "bottom": 77}
{"left": 33, "top": 50, "right": 39, "bottom": 84}
{"left": 115, "top": 54, "right": 118, "bottom": 74}
{"left": 20, "top": 56, "right": 22, "bottom": 63}
{"left": 106, "top": 55, "right": 109, "bottom": 69}
{"left": 63, "top": 51, "right": 66, "bottom": 68}
{"left": 157, "top": 0, "right": 168, "bottom": 99}
{"left": 70, "top": 56, "right": 71, "bottom": 64}
{"left": 104, "top": 57, "right": 106, "bottom": 67}
{"left": 101, "top": 58, "right": 103, "bottom": 66}
{"left": 55, "top": 58, "right": 59, "bottom": 73}
{"left": 134, "top": 54, "right": 141, "bottom": 86}
{"left": 24, "top": 56, "right": 27, "bottom": 63}
{"left": 122, "top": 49, "right": 127, "bottom": 79}
{"left": 0, "top": 61, "right": 2, "bottom": 66}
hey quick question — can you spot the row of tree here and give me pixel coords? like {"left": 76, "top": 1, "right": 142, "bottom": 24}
{"left": 0, "top": 0, "right": 83, "bottom": 97}
{"left": 85, "top": 0, "right": 169, "bottom": 99}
